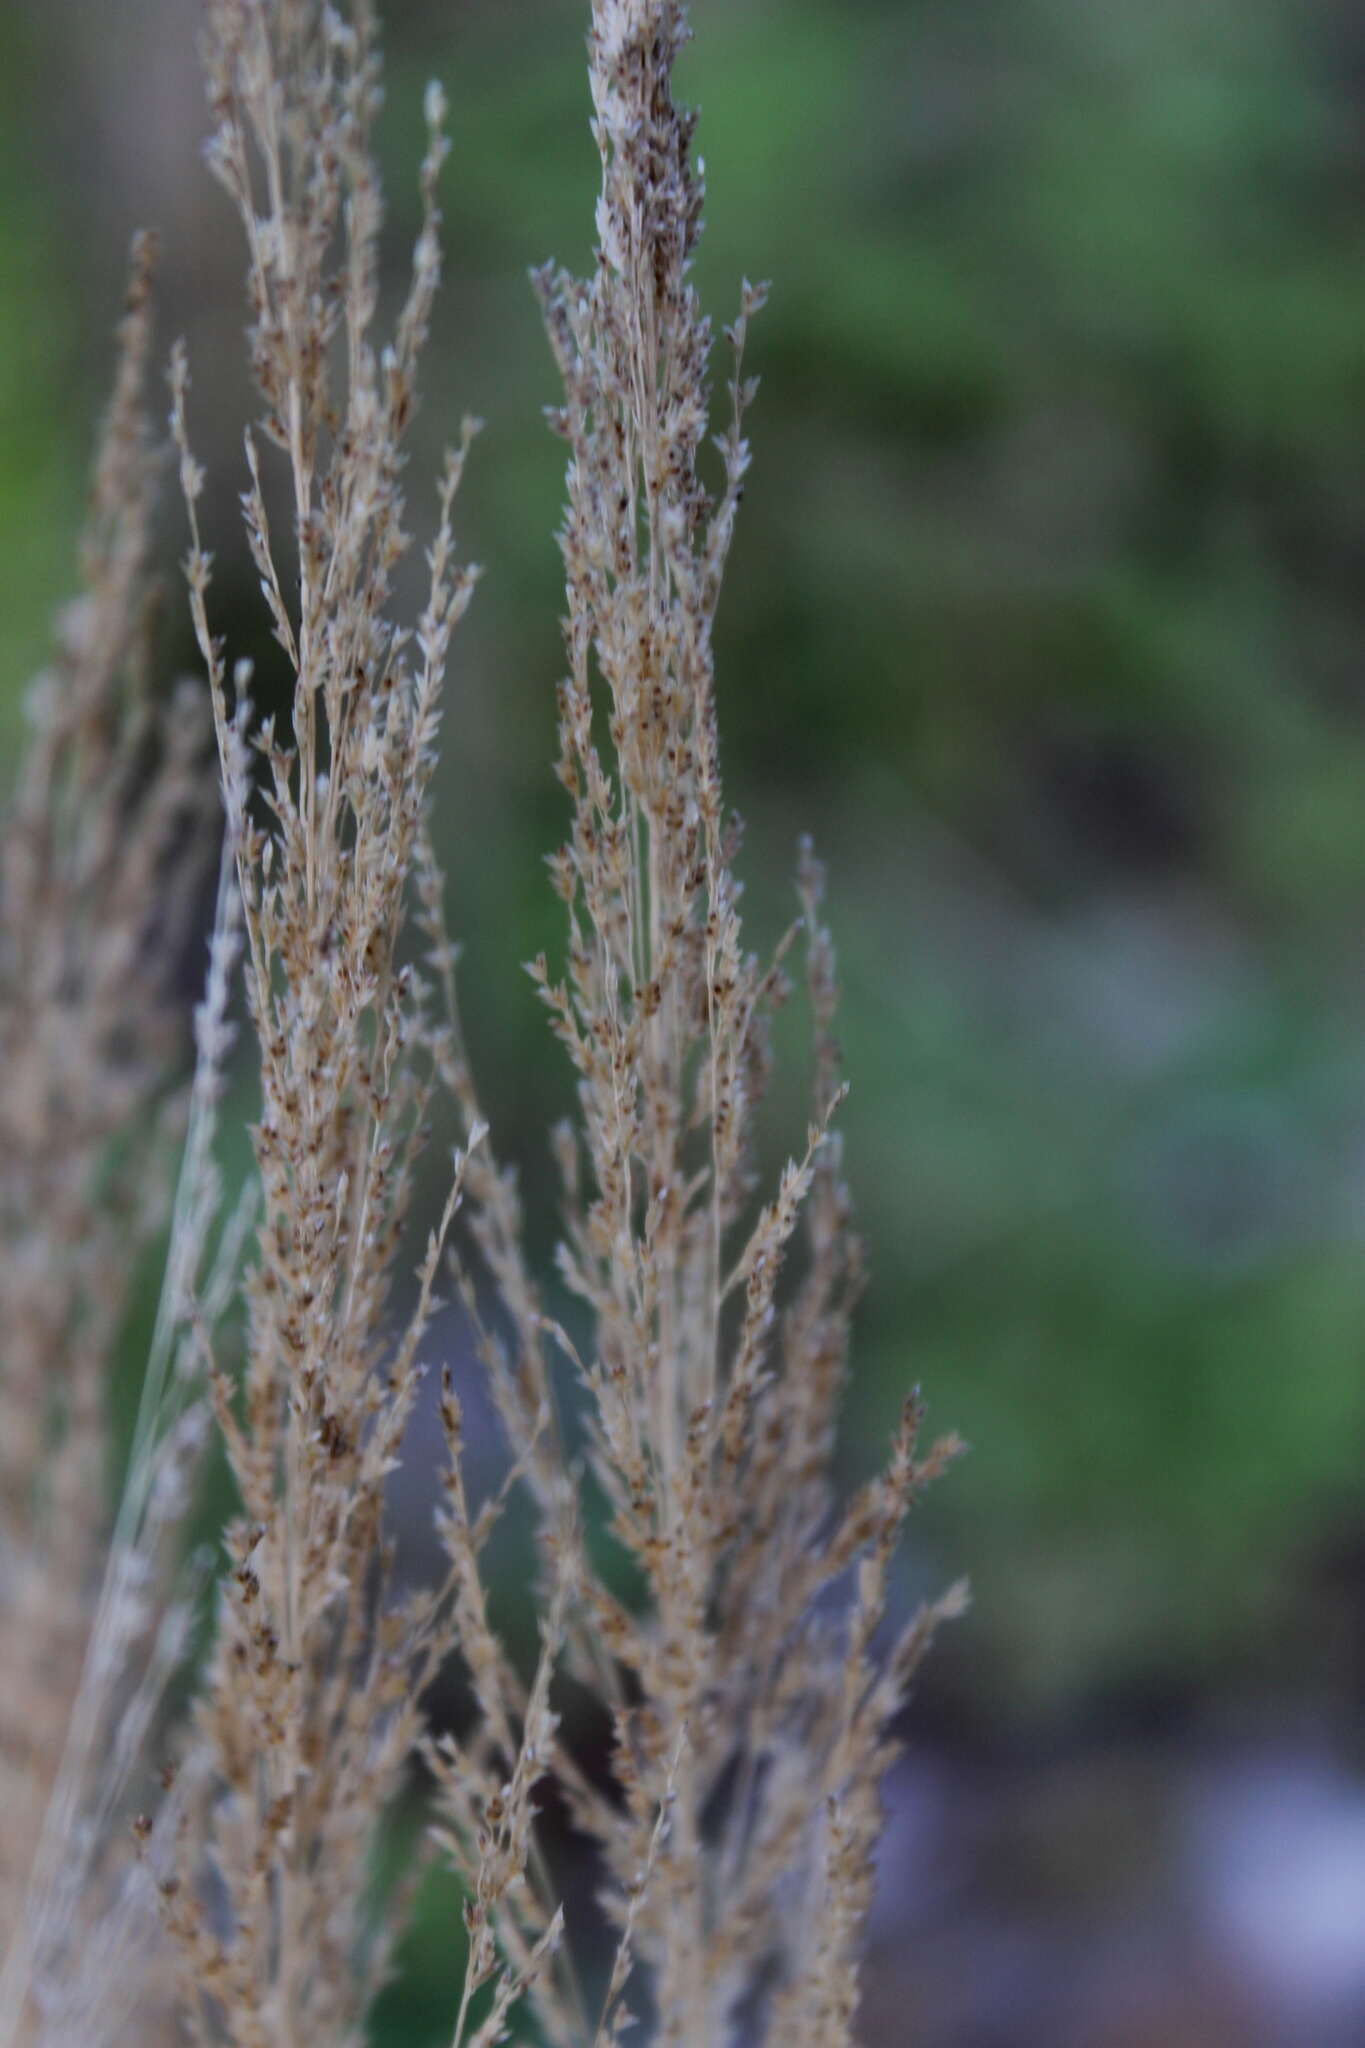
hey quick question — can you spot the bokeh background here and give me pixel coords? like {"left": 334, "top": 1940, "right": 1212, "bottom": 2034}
{"left": 6, "top": 0, "right": 1365, "bottom": 2040}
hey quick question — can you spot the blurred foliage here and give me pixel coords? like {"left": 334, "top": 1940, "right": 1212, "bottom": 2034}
{"left": 0, "top": 9, "right": 87, "bottom": 759}
{"left": 6, "top": 0, "right": 1365, "bottom": 1964}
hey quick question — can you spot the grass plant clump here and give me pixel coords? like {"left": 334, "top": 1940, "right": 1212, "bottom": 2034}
{"left": 0, "top": 4, "right": 960, "bottom": 2043}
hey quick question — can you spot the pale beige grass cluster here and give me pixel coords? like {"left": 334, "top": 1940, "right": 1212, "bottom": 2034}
{"left": 163, "top": 3, "right": 482, "bottom": 2038}
{"left": 0, "top": 233, "right": 227, "bottom": 2048}
{"left": 0, "top": 2, "right": 961, "bottom": 2043}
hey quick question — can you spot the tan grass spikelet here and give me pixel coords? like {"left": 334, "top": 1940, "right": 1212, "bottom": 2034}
{"left": 433, "top": 2, "right": 967, "bottom": 2040}
{"left": 165, "top": 6, "right": 482, "bottom": 2041}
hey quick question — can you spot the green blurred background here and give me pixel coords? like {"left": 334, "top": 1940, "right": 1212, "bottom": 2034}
{"left": 8, "top": 0, "right": 1365, "bottom": 2039}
